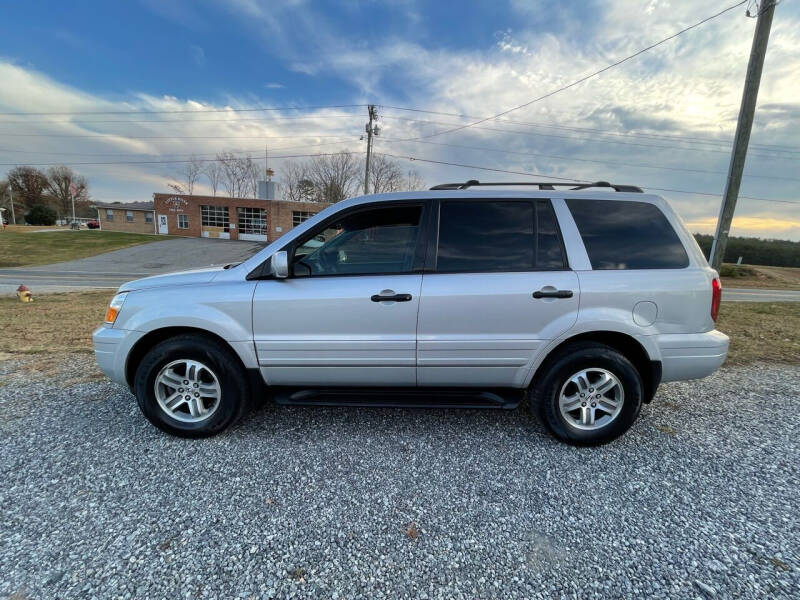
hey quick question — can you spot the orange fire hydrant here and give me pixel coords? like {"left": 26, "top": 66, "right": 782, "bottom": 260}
{"left": 16, "top": 284, "right": 33, "bottom": 303}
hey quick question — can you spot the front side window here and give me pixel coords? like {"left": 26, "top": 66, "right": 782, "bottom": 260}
{"left": 145, "top": 212, "right": 153, "bottom": 223}
{"left": 566, "top": 199, "right": 689, "bottom": 269}
{"left": 201, "top": 205, "right": 229, "bottom": 231}
{"left": 436, "top": 200, "right": 566, "bottom": 272}
{"left": 126, "top": 211, "right": 134, "bottom": 222}
{"left": 292, "top": 205, "right": 422, "bottom": 277}
{"left": 105, "top": 209, "right": 114, "bottom": 221}
{"left": 178, "top": 214, "right": 189, "bottom": 229}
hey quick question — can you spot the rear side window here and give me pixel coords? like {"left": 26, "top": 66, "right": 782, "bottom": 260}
{"left": 566, "top": 199, "right": 689, "bottom": 270}
{"left": 436, "top": 200, "right": 566, "bottom": 272}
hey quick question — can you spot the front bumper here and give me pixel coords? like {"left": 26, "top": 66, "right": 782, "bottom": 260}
{"left": 92, "top": 325, "right": 145, "bottom": 387}
{"left": 657, "top": 329, "right": 730, "bottom": 382}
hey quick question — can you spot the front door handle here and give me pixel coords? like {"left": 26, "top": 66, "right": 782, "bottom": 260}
{"left": 371, "top": 293, "right": 413, "bottom": 302}
{"left": 532, "top": 289, "right": 573, "bottom": 299}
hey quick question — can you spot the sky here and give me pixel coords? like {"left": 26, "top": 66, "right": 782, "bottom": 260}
{"left": 1, "top": 0, "right": 799, "bottom": 239}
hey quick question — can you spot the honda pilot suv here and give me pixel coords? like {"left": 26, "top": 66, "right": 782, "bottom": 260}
{"left": 93, "top": 181, "right": 728, "bottom": 445}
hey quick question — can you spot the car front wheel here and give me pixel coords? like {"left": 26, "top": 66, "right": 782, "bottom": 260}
{"left": 133, "top": 334, "right": 250, "bottom": 438}
{"left": 531, "top": 342, "right": 643, "bottom": 446}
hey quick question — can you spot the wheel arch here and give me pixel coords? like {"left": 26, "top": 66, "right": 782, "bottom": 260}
{"left": 528, "top": 331, "right": 662, "bottom": 403}
{"left": 125, "top": 326, "right": 251, "bottom": 389}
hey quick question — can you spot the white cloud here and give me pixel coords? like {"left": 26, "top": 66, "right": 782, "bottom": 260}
{"left": 2, "top": 0, "right": 799, "bottom": 238}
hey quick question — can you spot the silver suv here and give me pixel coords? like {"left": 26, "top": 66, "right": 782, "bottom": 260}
{"left": 93, "top": 181, "right": 729, "bottom": 445}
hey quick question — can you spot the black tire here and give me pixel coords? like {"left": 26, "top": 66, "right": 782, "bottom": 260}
{"left": 133, "top": 334, "right": 250, "bottom": 438}
{"left": 531, "top": 342, "right": 643, "bottom": 446}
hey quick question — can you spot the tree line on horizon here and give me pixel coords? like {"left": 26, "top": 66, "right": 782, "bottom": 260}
{"left": 1, "top": 165, "right": 93, "bottom": 225}
{"left": 694, "top": 233, "right": 800, "bottom": 268}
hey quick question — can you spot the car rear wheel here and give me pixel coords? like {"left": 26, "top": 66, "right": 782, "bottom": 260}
{"left": 133, "top": 334, "right": 250, "bottom": 438}
{"left": 531, "top": 342, "right": 643, "bottom": 446}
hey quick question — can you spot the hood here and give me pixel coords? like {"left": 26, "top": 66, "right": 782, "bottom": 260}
{"left": 118, "top": 266, "right": 224, "bottom": 292}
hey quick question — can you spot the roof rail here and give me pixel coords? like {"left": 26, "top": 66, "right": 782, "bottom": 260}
{"left": 429, "top": 180, "right": 643, "bottom": 193}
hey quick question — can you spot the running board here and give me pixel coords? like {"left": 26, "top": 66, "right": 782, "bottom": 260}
{"left": 271, "top": 387, "right": 524, "bottom": 409}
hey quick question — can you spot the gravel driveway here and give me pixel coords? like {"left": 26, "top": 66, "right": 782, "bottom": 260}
{"left": 1, "top": 358, "right": 798, "bottom": 599}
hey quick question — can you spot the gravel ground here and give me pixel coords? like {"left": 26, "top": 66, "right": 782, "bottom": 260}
{"left": 1, "top": 357, "right": 798, "bottom": 599}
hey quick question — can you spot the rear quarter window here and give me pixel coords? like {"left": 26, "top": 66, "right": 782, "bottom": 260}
{"left": 566, "top": 199, "right": 689, "bottom": 270}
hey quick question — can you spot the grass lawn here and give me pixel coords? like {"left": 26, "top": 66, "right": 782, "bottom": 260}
{"left": 0, "top": 290, "right": 112, "bottom": 354}
{"left": 1, "top": 291, "right": 798, "bottom": 369}
{"left": 0, "top": 229, "right": 159, "bottom": 268}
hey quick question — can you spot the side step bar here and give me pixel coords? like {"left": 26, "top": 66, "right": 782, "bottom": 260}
{"left": 271, "top": 387, "right": 524, "bottom": 409}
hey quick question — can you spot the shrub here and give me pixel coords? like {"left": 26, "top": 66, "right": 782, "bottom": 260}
{"left": 24, "top": 204, "right": 57, "bottom": 226}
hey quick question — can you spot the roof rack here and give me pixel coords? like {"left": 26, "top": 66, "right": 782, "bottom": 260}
{"left": 429, "top": 180, "right": 643, "bottom": 193}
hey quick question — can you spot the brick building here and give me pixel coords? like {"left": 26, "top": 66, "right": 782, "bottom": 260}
{"left": 152, "top": 193, "right": 330, "bottom": 242}
{"left": 94, "top": 201, "right": 156, "bottom": 234}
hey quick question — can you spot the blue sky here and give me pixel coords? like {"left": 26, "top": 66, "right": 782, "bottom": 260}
{"left": 1, "top": 0, "right": 799, "bottom": 239}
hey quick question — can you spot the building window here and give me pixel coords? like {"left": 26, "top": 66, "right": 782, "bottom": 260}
{"left": 292, "top": 211, "right": 315, "bottom": 227}
{"left": 178, "top": 214, "right": 189, "bottom": 229}
{"left": 237, "top": 207, "right": 267, "bottom": 236}
{"left": 145, "top": 212, "right": 153, "bottom": 223}
{"left": 126, "top": 211, "right": 134, "bottom": 222}
{"left": 106, "top": 209, "right": 114, "bottom": 221}
{"left": 201, "top": 205, "right": 229, "bottom": 231}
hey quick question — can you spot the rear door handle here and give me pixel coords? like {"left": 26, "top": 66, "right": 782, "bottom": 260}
{"left": 371, "top": 293, "right": 413, "bottom": 302}
{"left": 532, "top": 289, "right": 573, "bottom": 299}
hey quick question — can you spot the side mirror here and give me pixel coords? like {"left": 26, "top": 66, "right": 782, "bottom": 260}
{"left": 269, "top": 250, "right": 289, "bottom": 279}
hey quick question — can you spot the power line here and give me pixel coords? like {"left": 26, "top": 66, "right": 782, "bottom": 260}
{"left": 0, "top": 133, "right": 350, "bottom": 140}
{"left": 0, "top": 151, "right": 364, "bottom": 168}
{"left": 0, "top": 138, "right": 358, "bottom": 158}
{"left": 376, "top": 137, "right": 800, "bottom": 182}
{"left": 0, "top": 104, "right": 367, "bottom": 117}
{"left": 379, "top": 115, "right": 800, "bottom": 160}
{"left": 0, "top": 114, "right": 363, "bottom": 125}
{"left": 381, "top": 105, "right": 799, "bottom": 152}
{"left": 377, "top": 152, "right": 800, "bottom": 205}
{"left": 397, "top": 1, "right": 748, "bottom": 141}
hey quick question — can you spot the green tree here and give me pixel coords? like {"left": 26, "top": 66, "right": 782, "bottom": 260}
{"left": 25, "top": 204, "right": 57, "bottom": 225}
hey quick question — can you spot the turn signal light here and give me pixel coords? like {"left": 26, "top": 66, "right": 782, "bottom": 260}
{"left": 104, "top": 292, "right": 128, "bottom": 324}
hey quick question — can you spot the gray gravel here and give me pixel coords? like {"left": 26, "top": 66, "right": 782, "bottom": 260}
{"left": 1, "top": 358, "right": 798, "bottom": 599}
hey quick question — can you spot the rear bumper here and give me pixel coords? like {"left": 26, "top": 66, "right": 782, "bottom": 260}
{"left": 657, "top": 330, "right": 729, "bottom": 382}
{"left": 93, "top": 325, "right": 144, "bottom": 386}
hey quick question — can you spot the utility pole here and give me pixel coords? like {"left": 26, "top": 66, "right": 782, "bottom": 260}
{"left": 364, "top": 104, "right": 378, "bottom": 195}
{"left": 709, "top": 0, "right": 777, "bottom": 271}
{"left": 8, "top": 187, "right": 16, "bottom": 225}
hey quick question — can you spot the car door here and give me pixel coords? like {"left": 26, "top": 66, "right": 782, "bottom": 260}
{"left": 252, "top": 201, "right": 428, "bottom": 386}
{"left": 417, "top": 198, "right": 579, "bottom": 387}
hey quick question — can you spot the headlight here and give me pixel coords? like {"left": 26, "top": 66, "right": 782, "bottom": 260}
{"left": 104, "top": 292, "right": 128, "bottom": 324}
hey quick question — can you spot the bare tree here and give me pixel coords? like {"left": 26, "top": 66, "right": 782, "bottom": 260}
{"left": 368, "top": 153, "right": 405, "bottom": 194}
{"left": 281, "top": 159, "right": 317, "bottom": 202}
{"left": 245, "top": 158, "right": 260, "bottom": 198}
{"left": 218, "top": 152, "right": 259, "bottom": 198}
{"left": 171, "top": 155, "right": 203, "bottom": 195}
{"left": 45, "top": 165, "right": 90, "bottom": 217}
{"left": 204, "top": 160, "right": 223, "bottom": 196}
{"left": 308, "top": 151, "right": 360, "bottom": 203}
{"left": 405, "top": 168, "right": 426, "bottom": 191}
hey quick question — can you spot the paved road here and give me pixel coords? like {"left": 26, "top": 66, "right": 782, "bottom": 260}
{"left": 0, "top": 237, "right": 264, "bottom": 294}
{"left": 722, "top": 288, "right": 800, "bottom": 302}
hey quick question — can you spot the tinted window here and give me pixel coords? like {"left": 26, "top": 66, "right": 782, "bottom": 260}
{"left": 437, "top": 201, "right": 535, "bottom": 272}
{"left": 293, "top": 205, "right": 421, "bottom": 276}
{"left": 536, "top": 200, "right": 566, "bottom": 269}
{"left": 566, "top": 199, "right": 689, "bottom": 269}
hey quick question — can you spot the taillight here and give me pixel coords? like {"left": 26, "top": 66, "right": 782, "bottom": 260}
{"left": 711, "top": 278, "right": 721, "bottom": 322}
